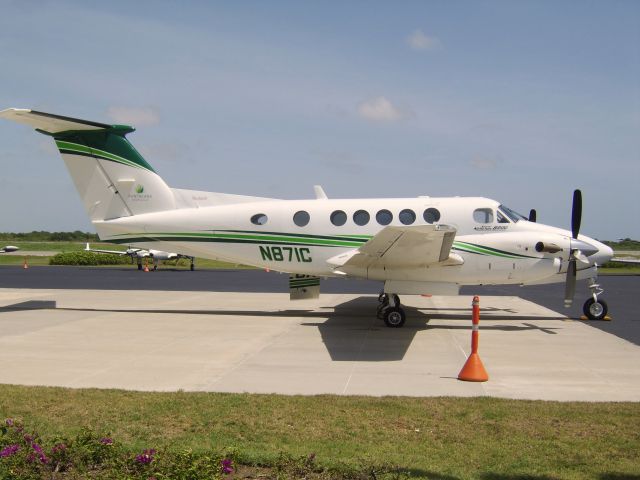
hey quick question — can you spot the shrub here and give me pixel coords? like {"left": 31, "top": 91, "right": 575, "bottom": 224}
{"left": 49, "top": 252, "right": 130, "bottom": 266}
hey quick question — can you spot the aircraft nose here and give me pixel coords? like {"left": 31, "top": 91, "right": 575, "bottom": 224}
{"left": 591, "top": 241, "right": 614, "bottom": 266}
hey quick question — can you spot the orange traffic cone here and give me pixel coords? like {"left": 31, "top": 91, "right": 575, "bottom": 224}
{"left": 23, "top": 257, "right": 29, "bottom": 269}
{"left": 458, "top": 296, "right": 489, "bottom": 382}
{"left": 143, "top": 260, "right": 149, "bottom": 272}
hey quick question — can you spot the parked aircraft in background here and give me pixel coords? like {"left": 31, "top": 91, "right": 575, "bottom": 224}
{"left": 1, "top": 108, "right": 615, "bottom": 325}
{"left": 610, "top": 257, "right": 640, "bottom": 265}
{"left": 0, "top": 245, "right": 19, "bottom": 253}
{"left": 85, "top": 243, "right": 195, "bottom": 271}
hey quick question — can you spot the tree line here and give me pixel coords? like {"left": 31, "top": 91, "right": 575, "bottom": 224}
{"left": 0, "top": 231, "right": 99, "bottom": 242}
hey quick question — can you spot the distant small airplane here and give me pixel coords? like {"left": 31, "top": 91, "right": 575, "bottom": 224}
{"left": 1, "top": 245, "right": 19, "bottom": 253}
{"left": 85, "top": 243, "right": 195, "bottom": 271}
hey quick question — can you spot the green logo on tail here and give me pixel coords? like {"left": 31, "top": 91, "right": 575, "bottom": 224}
{"left": 135, "top": 184, "right": 144, "bottom": 194}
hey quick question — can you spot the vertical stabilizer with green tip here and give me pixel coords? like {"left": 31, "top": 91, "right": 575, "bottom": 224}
{"left": 0, "top": 108, "right": 175, "bottom": 221}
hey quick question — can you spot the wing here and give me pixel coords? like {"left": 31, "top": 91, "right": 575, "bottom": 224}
{"left": 327, "top": 224, "right": 461, "bottom": 274}
{"left": 609, "top": 257, "right": 640, "bottom": 265}
{"left": 85, "top": 243, "right": 131, "bottom": 256}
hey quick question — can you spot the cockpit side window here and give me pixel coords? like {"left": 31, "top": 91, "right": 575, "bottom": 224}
{"left": 473, "top": 208, "right": 494, "bottom": 224}
{"left": 497, "top": 210, "right": 510, "bottom": 224}
{"left": 499, "top": 204, "right": 527, "bottom": 222}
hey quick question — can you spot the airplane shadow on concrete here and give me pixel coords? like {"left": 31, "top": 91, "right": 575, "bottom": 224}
{"left": 2, "top": 297, "right": 564, "bottom": 362}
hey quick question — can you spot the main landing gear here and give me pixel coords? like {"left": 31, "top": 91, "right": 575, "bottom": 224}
{"left": 583, "top": 278, "right": 608, "bottom": 320}
{"left": 377, "top": 293, "right": 406, "bottom": 328}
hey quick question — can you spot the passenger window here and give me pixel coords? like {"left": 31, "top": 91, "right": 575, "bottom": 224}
{"left": 473, "top": 208, "right": 494, "bottom": 224}
{"left": 251, "top": 213, "right": 268, "bottom": 225}
{"left": 399, "top": 209, "right": 416, "bottom": 225}
{"left": 353, "top": 210, "right": 370, "bottom": 226}
{"left": 293, "top": 210, "right": 310, "bottom": 227}
{"left": 330, "top": 210, "right": 347, "bottom": 226}
{"left": 423, "top": 208, "right": 441, "bottom": 224}
{"left": 376, "top": 209, "right": 393, "bottom": 225}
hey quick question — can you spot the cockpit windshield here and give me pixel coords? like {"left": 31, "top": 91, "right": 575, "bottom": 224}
{"left": 498, "top": 204, "right": 527, "bottom": 223}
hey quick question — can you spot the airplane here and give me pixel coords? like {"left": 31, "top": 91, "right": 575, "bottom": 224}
{"left": 85, "top": 243, "right": 195, "bottom": 271}
{"left": 1, "top": 245, "right": 19, "bottom": 253}
{"left": 0, "top": 108, "right": 614, "bottom": 325}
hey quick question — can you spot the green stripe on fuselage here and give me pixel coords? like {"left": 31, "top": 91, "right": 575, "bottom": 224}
{"left": 453, "top": 241, "right": 535, "bottom": 259}
{"left": 107, "top": 230, "right": 369, "bottom": 248}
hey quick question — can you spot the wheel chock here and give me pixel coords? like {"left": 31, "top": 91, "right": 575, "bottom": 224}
{"left": 579, "top": 314, "right": 612, "bottom": 321}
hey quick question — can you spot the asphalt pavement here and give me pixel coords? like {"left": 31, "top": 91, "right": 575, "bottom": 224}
{"left": 1, "top": 265, "right": 637, "bottom": 345}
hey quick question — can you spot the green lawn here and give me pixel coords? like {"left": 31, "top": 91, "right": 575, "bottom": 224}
{"left": 1, "top": 385, "right": 638, "bottom": 479}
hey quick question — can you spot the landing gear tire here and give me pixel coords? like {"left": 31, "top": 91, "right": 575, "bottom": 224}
{"left": 583, "top": 298, "right": 608, "bottom": 320}
{"left": 383, "top": 307, "right": 406, "bottom": 328}
{"left": 137, "top": 263, "right": 142, "bottom": 271}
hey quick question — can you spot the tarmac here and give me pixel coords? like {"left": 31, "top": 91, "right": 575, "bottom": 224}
{"left": 1, "top": 287, "right": 639, "bottom": 401}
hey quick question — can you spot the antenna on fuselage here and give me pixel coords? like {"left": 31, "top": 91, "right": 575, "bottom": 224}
{"left": 314, "top": 185, "right": 328, "bottom": 200}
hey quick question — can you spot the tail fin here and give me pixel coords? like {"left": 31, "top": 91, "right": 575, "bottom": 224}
{"left": 0, "top": 108, "right": 175, "bottom": 221}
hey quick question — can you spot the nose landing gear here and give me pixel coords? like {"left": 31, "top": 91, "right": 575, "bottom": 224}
{"left": 377, "top": 293, "right": 406, "bottom": 328}
{"left": 583, "top": 278, "right": 608, "bottom": 320}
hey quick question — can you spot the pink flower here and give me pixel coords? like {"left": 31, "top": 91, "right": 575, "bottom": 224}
{"left": 51, "top": 443, "right": 67, "bottom": 454}
{"left": 221, "top": 458, "right": 233, "bottom": 474}
{"left": 135, "top": 449, "right": 156, "bottom": 465}
{"left": 0, "top": 444, "right": 20, "bottom": 458}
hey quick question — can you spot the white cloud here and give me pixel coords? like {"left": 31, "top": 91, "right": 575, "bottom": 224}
{"left": 106, "top": 106, "right": 160, "bottom": 126}
{"left": 406, "top": 29, "right": 441, "bottom": 51}
{"left": 470, "top": 156, "right": 502, "bottom": 170}
{"left": 357, "top": 97, "right": 410, "bottom": 122}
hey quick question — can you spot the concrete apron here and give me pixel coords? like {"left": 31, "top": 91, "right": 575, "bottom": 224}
{"left": 0, "top": 288, "right": 638, "bottom": 401}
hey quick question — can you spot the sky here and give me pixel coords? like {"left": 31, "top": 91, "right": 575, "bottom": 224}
{"left": 0, "top": 0, "right": 638, "bottom": 240}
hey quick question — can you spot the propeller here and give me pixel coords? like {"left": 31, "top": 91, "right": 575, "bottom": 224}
{"left": 564, "top": 189, "right": 582, "bottom": 307}
{"left": 528, "top": 209, "right": 537, "bottom": 222}
{"left": 571, "top": 189, "right": 582, "bottom": 239}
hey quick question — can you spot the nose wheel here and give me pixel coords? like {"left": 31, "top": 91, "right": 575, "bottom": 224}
{"left": 377, "top": 293, "right": 406, "bottom": 328}
{"left": 583, "top": 278, "right": 608, "bottom": 320}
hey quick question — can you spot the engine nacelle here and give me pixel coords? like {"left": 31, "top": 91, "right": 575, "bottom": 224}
{"left": 535, "top": 242, "right": 562, "bottom": 254}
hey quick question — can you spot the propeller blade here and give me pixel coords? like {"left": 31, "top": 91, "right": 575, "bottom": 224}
{"left": 564, "top": 260, "right": 577, "bottom": 307}
{"left": 571, "top": 189, "right": 582, "bottom": 239}
{"left": 528, "top": 209, "right": 537, "bottom": 222}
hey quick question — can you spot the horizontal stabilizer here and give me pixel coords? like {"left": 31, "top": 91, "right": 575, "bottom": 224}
{"left": 0, "top": 108, "right": 112, "bottom": 134}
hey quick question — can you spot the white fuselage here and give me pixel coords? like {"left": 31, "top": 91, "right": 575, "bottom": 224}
{"left": 93, "top": 196, "right": 613, "bottom": 288}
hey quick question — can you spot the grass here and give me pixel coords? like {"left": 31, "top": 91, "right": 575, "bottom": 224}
{"left": 1, "top": 385, "right": 639, "bottom": 479}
